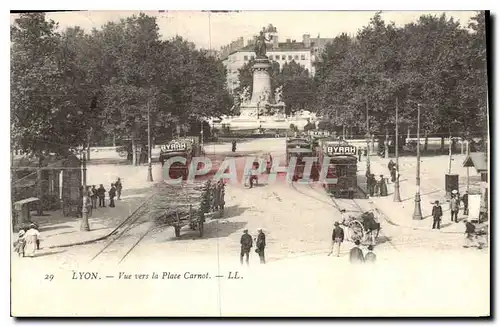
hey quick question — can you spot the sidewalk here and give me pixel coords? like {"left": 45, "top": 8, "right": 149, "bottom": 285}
{"left": 357, "top": 155, "right": 481, "bottom": 234}
{"left": 13, "top": 187, "right": 153, "bottom": 249}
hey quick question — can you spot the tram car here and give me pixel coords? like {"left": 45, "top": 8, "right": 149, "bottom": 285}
{"left": 159, "top": 137, "right": 202, "bottom": 180}
{"left": 317, "top": 139, "right": 358, "bottom": 198}
{"left": 285, "top": 137, "right": 319, "bottom": 181}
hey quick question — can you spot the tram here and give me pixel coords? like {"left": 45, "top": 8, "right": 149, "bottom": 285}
{"left": 285, "top": 137, "right": 319, "bottom": 181}
{"left": 317, "top": 139, "right": 358, "bottom": 198}
{"left": 159, "top": 137, "right": 202, "bottom": 180}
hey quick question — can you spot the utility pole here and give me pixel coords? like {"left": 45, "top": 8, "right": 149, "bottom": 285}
{"left": 448, "top": 126, "right": 452, "bottom": 175}
{"left": 394, "top": 97, "right": 401, "bottom": 202}
{"left": 385, "top": 126, "right": 389, "bottom": 159}
{"left": 147, "top": 101, "right": 153, "bottom": 182}
{"left": 200, "top": 119, "right": 204, "bottom": 151}
{"left": 466, "top": 138, "right": 470, "bottom": 192}
{"left": 81, "top": 150, "right": 90, "bottom": 231}
{"left": 412, "top": 104, "right": 422, "bottom": 220}
{"left": 365, "top": 97, "right": 371, "bottom": 176}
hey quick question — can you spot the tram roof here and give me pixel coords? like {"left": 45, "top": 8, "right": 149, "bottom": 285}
{"left": 287, "top": 148, "right": 313, "bottom": 154}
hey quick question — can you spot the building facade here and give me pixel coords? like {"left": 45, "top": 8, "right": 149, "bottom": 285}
{"left": 221, "top": 32, "right": 336, "bottom": 95}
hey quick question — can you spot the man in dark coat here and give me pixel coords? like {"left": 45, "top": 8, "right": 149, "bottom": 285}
{"left": 115, "top": 178, "right": 123, "bottom": 200}
{"left": 432, "top": 200, "right": 443, "bottom": 229}
{"left": 390, "top": 167, "right": 397, "bottom": 183}
{"left": 97, "top": 184, "right": 106, "bottom": 207}
{"left": 462, "top": 191, "right": 469, "bottom": 215}
{"left": 328, "top": 221, "right": 345, "bottom": 257}
{"left": 240, "top": 229, "right": 253, "bottom": 265}
{"left": 358, "top": 148, "right": 362, "bottom": 162}
{"left": 365, "top": 245, "right": 377, "bottom": 263}
{"left": 367, "top": 174, "right": 375, "bottom": 197}
{"left": 108, "top": 184, "right": 116, "bottom": 208}
{"left": 378, "top": 175, "right": 388, "bottom": 196}
{"left": 256, "top": 228, "right": 266, "bottom": 264}
{"left": 90, "top": 185, "right": 98, "bottom": 209}
{"left": 388, "top": 160, "right": 395, "bottom": 175}
{"left": 349, "top": 240, "right": 365, "bottom": 264}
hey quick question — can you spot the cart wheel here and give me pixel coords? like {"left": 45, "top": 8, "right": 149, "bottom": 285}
{"left": 174, "top": 226, "right": 181, "bottom": 237}
{"left": 199, "top": 222, "right": 204, "bottom": 237}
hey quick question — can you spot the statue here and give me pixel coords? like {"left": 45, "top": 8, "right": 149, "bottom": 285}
{"left": 239, "top": 86, "right": 250, "bottom": 104}
{"left": 254, "top": 29, "right": 272, "bottom": 59}
{"left": 274, "top": 85, "right": 283, "bottom": 103}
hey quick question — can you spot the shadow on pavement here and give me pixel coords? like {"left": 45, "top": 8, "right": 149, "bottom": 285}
{"left": 221, "top": 205, "right": 250, "bottom": 219}
{"left": 38, "top": 225, "right": 73, "bottom": 233}
{"left": 32, "top": 249, "right": 66, "bottom": 258}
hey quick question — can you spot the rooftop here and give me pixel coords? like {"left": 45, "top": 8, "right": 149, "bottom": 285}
{"left": 463, "top": 152, "right": 488, "bottom": 173}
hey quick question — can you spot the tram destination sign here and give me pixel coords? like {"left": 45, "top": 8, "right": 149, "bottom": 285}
{"left": 161, "top": 142, "right": 187, "bottom": 151}
{"left": 325, "top": 145, "right": 357, "bottom": 155}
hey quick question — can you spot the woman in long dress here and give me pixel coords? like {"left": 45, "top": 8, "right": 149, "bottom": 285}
{"left": 24, "top": 224, "right": 40, "bottom": 257}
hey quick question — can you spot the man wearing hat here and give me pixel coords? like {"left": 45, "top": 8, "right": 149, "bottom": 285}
{"left": 240, "top": 229, "right": 253, "bottom": 265}
{"left": 450, "top": 191, "right": 460, "bottom": 223}
{"left": 255, "top": 228, "right": 266, "bottom": 264}
{"left": 462, "top": 191, "right": 469, "bottom": 216}
{"left": 432, "top": 200, "right": 443, "bottom": 229}
{"left": 349, "top": 239, "right": 365, "bottom": 264}
{"left": 328, "top": 221, "right": 345, "bottom": 257}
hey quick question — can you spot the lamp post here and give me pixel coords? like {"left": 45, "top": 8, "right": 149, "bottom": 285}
{"left": 365, "top": 97, "right": 371, "bottom": 176}
{"left": 412, "top": 103, "right": 422, "bottom": 220}
{"left": 394, "top": 97, "right": 401, "bottom": 202}
{"left": 147, "top": 101, "right": 153, "bottom": 182}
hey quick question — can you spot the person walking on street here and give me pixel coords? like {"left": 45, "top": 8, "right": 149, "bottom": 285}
{"left": 108, "top": 184, "right": 116, "bottom": 208}
{"left": 84, "top": 191, "right": 93, "bottom": 217}
{"left": 365, "top": 245, "right": 377, "bottom": 263}
{"left": 115, "top": 178, "right": 123, "bottom": 200}
{"left": 24, "top": 223, "right": 41, "bottom": 258}
{"left": 378, "top": 175, "right": 388, "bottom": 197}
{"left": 388, "top": 160, "right": 395, "bottom": 176}
{"left": 463, "top": 219, "right": 476, "bottom": 248}
{"left": 358, "top": 148, "right": 362, "bottom": 162}
{"left": 390, "top": 167, "right": 397, "bottom": 183}
{"left": 15, "top": 230, "right": 26, "bottom": 257}
{"left": 256, "top": 228, "right": 266, "bottom": 264}
{"left": 367, "top": 174, "right": 375, "bottom": 197}
{"left": 462, "top": 191, "right": 469, "bottom": 215}
{"left": 97, "top": 184, "right": 106, "bottom": 207}
{"left": 349, "top": 240, "right": 365, "bottom": 264}
{"left": 450, "top": 192, "right": 459, "bottom": 223}
{"left": 90, "top": 185, "right": 98, "bottom": 209}
{"left": 432, "top": 200, "right": 443, "bottom": 229}
{"left": 240, "top": 229, "right": 253, "bottom": 265}
{"left": 328, "top": 221, "right": 345, "bottom": 257}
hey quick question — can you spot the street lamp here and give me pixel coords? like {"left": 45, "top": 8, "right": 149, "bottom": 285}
{"left": 147, "top": 101, "right": 153, "bottom": 182}
{"left": 393, "top": 97, "right": 401, "bottom": 202}
{"left": 412, "top": 103, "right": 423, "bottom": 220}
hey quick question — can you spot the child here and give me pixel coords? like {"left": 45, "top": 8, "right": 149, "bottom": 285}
{"left": 14, "top": 230, "right": 26, "bottom": 257}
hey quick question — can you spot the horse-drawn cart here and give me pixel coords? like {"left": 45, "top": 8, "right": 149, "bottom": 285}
{"left": 154, "top": 179, "right": 225, "bottom": 238}
{"left": 342, "top": 210, "right": 381, "bottom": 244}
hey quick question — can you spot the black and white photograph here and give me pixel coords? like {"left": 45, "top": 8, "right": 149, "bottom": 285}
{"left": 9, "top": 9, "right": 490, "bottom": 317}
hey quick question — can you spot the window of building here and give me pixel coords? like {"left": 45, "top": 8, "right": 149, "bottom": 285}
{"left": 294, "top": 55, "right": 299, "bottom": 60}
{"left": 244, "top": 56, "right": 248, "bottom": 61}
{"left": 301, "top": 54, "right": 306, "bottom": 60}
{"left": 251, "top": 55, "right": 255, "bottom": 60}
{"left": 269, "top": 55, "right": 273, "bottom": 60}
{"left": 288, "top": 55, "right": 292, "bottom": 60}
{"left": 282, "top": 55, "right": 286, "bottom": 60}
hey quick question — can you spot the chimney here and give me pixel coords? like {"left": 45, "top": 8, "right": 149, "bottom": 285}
{"left": 303, "top": 34, "right": 311, "bottom": 48}
{"left": 286, "top": 38, "right": 291, "bottom": 43}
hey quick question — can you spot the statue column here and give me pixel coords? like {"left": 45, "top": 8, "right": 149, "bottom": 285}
{"left": 250, "top": 59, "right": 272, "bottom": 105}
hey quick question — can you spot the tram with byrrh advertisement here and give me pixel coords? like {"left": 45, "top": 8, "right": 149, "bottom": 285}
{"left": 317, "top": 139, "right": 358, "bottom": 198}
{"left": 285, "top": 137, "right": 320, "bottom": 181}
{"left": 159, "top": 137, "right": 202, "bottom": 180}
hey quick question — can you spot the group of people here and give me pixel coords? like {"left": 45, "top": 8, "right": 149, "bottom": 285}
{"left": 431, "top": 189, "right": 469, "bottom": 229}
{"left": 240, "top": 228, "right": 266, "bottom": 265}
{"left": 366, "top": 174, "right": 388, "bottom": 197}
{"left": 14, "top": 223, "right": 41, "bottom": 258}
{"left": 82, "top": 178, "right": 123, "bottom": 215}
{"left": 328, "top": 220, "right": 377, "bottom": 263}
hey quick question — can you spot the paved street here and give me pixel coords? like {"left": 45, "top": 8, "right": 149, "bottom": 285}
{"left": 11, "top": 138, "right": 489, "bottom": 316}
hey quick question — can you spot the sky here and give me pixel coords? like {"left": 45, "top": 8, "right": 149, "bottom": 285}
{"left": 10, "top": 11, "right": 477, "bottom": 50}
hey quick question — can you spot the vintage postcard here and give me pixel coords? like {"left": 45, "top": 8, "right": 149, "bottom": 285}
{"left": 10, "top": 10, "right": 490, "bottom": 317}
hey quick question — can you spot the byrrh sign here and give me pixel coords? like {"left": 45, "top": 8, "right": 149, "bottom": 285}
{"left": 325, "top": 145, "right": 357, "bottom": 155}
{"left": 161, "top": 142, "right": 187, "bottom": 151}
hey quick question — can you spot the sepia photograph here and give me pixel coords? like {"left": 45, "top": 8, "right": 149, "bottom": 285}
{"left": 9, "top": 9, "right": 490, "bottom": 317}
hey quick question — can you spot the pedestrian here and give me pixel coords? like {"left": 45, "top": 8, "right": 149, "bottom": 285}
{"left": 431, "top": 200, "right": 443, "bottom": 229}
{"left": 115, "top": 178, "right": 123, "bottom": 200}
{"left": 328, "top": 221, "right": 344, "bottom": 257}
{"left": 367, "top": 174, "right": 375, "bottom": 197}
{"left": 84, "top": 191, "right": 92, "bottom": 217}
{"left": 450, "top": 191, "right": 459, "bottom": 223}
{"left": 90, "top": 185, "right": 98, "bottom": 209}
{"left": 240, "top": 229, "right": 253, "bottom": 265}
{"left": 365, "top": 245, "right": 377, "bottom": 263}
{"left": 378, "top": 175, "right": 388, "bottom": 197}
{"left": 349, "top": 239, "right": 365, "bottom": 264}
{"left": 24, "top": 223, "right": 41, "bottom": 258}
{"left": 462, "top": 191, "right": 469, "bottom": 215}
{"left": 97, "top": 184, "right": 106, "bottom": 207}
{"left": 463, "top": 219, "right": 476, "bottom": 248}
{"left": 14, "top": 230, "right": 26, "bottom": 257}
{"left": 109, "top": 184, "right": 116, "bottom": 208}
{"left": 387, "top": 159, "right": 395, "bottom": 175}
{"left": 256, "top": 228, "right": 266, "bottom": 264}
{"left": 358, "top": 148, "right": 362, "bottom": 162}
